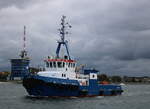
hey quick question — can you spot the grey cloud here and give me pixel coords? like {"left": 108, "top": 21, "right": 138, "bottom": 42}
{"left": 0, "top": 0, "right": 150, "bottom": 76}
{"left": 0, "top": 0, "right": 44, "bottom": 9}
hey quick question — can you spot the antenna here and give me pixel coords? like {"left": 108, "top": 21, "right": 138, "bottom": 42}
{"left": 56, "top": 16, "right": 72, "bottom": 59}
{"left": 58, "top": 15, "right": 72, "bottom": 43}
{"left": 20, "top": 26, "right": 28, "bottom": 59}
{"left": 23, "top": 26, "right": 26, "bottom": 51}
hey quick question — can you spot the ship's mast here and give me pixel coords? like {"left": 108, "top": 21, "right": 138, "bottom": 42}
{"left": 20, "top": 26, "right": 28, "bottom": 59}
{"left": 56, "top": 16, "right": 72, "bottom": 59}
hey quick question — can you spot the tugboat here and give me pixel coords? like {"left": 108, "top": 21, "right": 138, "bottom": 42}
{"left": 23, "top": 16, "right": 123, "bottom": 97}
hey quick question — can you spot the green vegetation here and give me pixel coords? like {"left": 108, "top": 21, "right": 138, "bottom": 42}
{"left": 0, "top": 71, "right": 10, "bottom": 81}
{"left": 98, "top": 74, "right": 150, "bottom": 83}
{"left": 97, "top": 74, "right": 109, "bottom": 82}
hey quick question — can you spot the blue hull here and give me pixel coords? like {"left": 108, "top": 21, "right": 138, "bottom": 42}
{"left": 23, "top": 75, "right": 123, "bottom": 97}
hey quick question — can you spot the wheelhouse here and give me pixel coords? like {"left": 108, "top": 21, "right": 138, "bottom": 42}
{"left": 44, "top": 58, "right": 76, "bottom": 72}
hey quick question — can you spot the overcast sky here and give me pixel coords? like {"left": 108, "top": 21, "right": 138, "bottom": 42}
{"left": 0, "top": 0, "right": 150, "bottom": 76}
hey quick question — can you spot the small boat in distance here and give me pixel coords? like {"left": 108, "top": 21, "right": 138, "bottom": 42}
{"left": 23, "top": 16, "right": 123, "bottom": 97}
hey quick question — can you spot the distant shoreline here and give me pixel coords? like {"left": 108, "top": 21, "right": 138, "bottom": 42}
{"left": 111, "top": 82, "right": 150, "bottom": 85}
{"left": 123, "top": 82, "right": 150, "bottom": 85}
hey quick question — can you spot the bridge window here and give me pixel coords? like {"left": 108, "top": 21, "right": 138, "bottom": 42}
{"left": 72, "top": 63, "right": 75, "bottom": 68}
{"left": 62, "top": 74, "right": 66, "bottom": 77}
{"left": 53, "top": 62, "right": 56, "bottom": 68}
{"left": 68, "top": 63, "right": 70, "bottom": 67}
{"left": 57, "top": 62, "right": 62, "bottom": 68}
{"left": 50, "top": 62, "right": 52, "bottom": 68}
{"left": 63, "top": 62, "right": 65, "bottom": 67}
{"left": 46, "top": 62, "right": 49, "bottom": 67}
{"left": 93, "top": 75, "right": 95, "bottom": 78}
{"left": 73, "top": 63, "right": 75, "bottom": 68}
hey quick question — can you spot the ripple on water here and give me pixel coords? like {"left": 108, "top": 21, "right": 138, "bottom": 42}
{"left": 0, "top": 83, "right": 150, "bottom": 109}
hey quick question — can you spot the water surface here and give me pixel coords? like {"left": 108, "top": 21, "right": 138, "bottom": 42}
{"left": 0, "top": 82, "right": 150, "bottom": 109}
